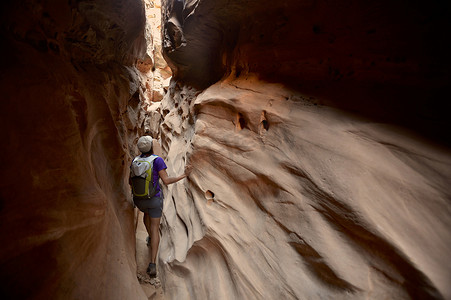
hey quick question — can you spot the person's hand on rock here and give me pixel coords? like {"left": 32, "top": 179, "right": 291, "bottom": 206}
{"left": 184, "top": 165, "right": 193, "bottom": 176}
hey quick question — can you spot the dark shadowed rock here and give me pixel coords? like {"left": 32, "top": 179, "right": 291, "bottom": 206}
{"left": 0, "top": 0, "right": 148, "bottom": 299}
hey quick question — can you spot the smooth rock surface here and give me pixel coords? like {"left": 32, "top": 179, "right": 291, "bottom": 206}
{"left": 0, "top": 0, "right": 149, "bottom": 298}
{"left": 156, "top": 0, "right": 451, "bottom": 299}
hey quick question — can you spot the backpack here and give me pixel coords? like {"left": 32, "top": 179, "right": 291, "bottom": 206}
{"left": 130, "top": 155, "right": 158, "bottom": 199}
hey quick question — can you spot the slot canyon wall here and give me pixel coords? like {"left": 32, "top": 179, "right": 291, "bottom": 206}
{"left": 156, "top": 0, "right": 451, "bottom": 299}
{"left": 137, "top": 0, "right": 172, "bottom": 138}
{"left": 0, "top": 0, "right": 151, "bottom": 298}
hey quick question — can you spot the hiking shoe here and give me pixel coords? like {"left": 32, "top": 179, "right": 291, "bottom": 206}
{"left": 146, "top": 236, "right": 150, "bottom": 246}
{"left": 147, "top": 263, "right": 157, "bottom": 278}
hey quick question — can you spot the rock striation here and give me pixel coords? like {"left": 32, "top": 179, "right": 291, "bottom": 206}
{"left": 137, "top": 0, "right": 172, "bottom": 105}
{"left": 136, "top": 0, "right": 171, "bottom": 141}
{"left": 0, "top": 0, "right": 149, "bottom": 298}
{"left": 157, "top": 0, "right": 451, "bottom": 299}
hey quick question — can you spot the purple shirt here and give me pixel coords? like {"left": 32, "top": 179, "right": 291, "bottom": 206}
{"left": 150, "top": 156, "right": 167, "bottom": 197}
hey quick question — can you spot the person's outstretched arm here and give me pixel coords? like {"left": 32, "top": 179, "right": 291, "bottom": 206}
{"left": 158, "top": 165, "right": 192, "bottom": 185}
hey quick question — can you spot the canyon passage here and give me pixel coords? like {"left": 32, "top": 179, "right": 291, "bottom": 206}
{"left": 1, "top": 0, "right": 450, "bottom": 299}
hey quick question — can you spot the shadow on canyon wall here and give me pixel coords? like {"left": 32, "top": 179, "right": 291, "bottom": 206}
{"left": 163, "top": 0, "right": 451, "bottom": 146}
{"left": 0, "top": 0, "right": 149, "bottom": 298}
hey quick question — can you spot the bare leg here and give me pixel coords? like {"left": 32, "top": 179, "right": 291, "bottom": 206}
{"left": 134, "top": 207, "right": 139, "bottom": 232}
{"left": 143, "top": 213, "right": 151, "bottom": 236}
{"left": 149, "top": 217, "right": 161, "bottom": 263}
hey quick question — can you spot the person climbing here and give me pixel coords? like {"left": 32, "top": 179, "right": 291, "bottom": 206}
{"left": 130, "top": 135, "right": 192, "bottom": 278}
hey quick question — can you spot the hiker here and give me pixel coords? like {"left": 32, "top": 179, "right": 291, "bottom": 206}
{"left": 130, "top": 135, "right": 192, "bottom": 278}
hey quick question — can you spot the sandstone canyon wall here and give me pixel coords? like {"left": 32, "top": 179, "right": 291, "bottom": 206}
{"left": 156, "top": 0, "right": 451, "bottom": 299}
{"left": 136, "top": 0, "right": 173, "bottom": 140}
{"left": 0, "top": 0, "right": 150, "bottom": 298}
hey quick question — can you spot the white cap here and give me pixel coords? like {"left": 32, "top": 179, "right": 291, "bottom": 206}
{"left": 137, "top": 136, "right": 153, "bottom": 153}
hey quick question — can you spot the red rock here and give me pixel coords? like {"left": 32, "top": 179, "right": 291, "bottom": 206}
{"left": 0, "top": 0, "right": 148, "bottom": 298}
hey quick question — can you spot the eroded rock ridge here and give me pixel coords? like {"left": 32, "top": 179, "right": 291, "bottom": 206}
{"left": 156, "top": 0, "right": 451, "bottom": 299}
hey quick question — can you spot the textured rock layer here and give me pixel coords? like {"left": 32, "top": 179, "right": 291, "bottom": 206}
{"left": 0, "top": 0, "right": 148, "bottom": 298}
{"left": 137, "top": 0, "right": 172, "bottom": 106}
{"left": 157, "top": 0, "right": 451, "bottom": 299}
